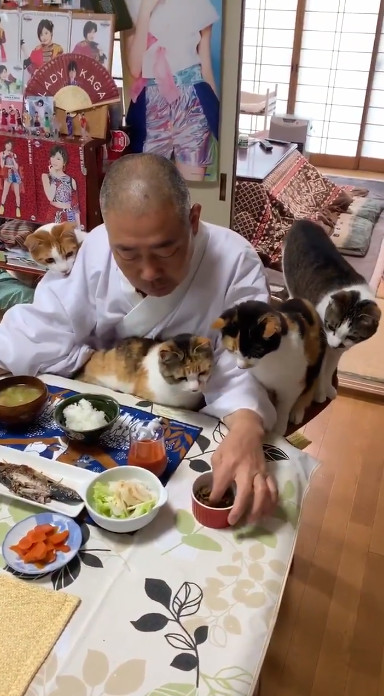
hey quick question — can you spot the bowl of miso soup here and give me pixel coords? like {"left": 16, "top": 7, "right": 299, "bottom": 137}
{"left": 0, "top": 376, "right": 49, "bottom": 426}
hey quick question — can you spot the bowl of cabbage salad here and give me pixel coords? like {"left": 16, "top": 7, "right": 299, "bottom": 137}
{"left": 84, "top": 466, "right": 168, "bottom": 533}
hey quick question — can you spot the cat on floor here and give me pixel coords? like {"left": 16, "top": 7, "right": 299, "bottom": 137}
{"left": 25, "top": 222, "right": 87, "bottom": 275}
{"left": 212, "top": 298, "right": 326, "bottom": 435}
{"left": 76, "top": 334, "right": 214, "bottom": 410}
{"left": 283, "top": 219, "right": 381, "bottom": 402}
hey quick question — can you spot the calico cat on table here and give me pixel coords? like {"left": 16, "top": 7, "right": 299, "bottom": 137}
{"left": 283, "top": 219, "right": 381, "bottom": 402}
{"left": 77, "top": 334, "right": 214, "bottom": 410}
{"left": 213, "top": 298, "right": 326, "bottom": 435}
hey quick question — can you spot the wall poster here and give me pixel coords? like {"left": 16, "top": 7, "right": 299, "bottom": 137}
{"left": 125, "top": 0, "right": 223, "bottom": 183}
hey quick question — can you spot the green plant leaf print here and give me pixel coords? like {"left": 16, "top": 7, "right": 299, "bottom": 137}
{"left": 235, "top": 526, "right": 277, "bottom": 547}
{"left": 146, "top": 684, "right": 196, "bottom": 696}
{"left": 285, "top": 501, "right": 300, "bottom": 526}
{"left": 181, "top": 534, "right": 222, "bottom": 552}
{"left": 175, "top": 510, "right": 196, "bottom": 535}
{"left": 282, "top": 480, "right": 295, "bottom": 500}
{"left": 8, "top": 501, "right": 41, "bottom": 522}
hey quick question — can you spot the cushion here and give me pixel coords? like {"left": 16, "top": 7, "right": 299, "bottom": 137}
{"left": 347, "top": 197, "right": 384, "bottom": 223}
{"left": 330, "top": 213, "right": 374, "bottom": 257}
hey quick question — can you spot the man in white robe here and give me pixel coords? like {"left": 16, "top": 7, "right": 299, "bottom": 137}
{"left": 0, "top": 154, "right": 277, "bottom": 523}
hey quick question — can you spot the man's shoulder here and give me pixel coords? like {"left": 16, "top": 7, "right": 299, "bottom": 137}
{"left": 81, "top": 223, "right": 110, "bottom": 259}
{"left": 73, "top": 223, "right": 112, "bottom": 277}
{"left": 202, "top": 220, "right": 259, "bottom": 259}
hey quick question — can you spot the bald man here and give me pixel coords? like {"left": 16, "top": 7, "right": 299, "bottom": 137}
{"left": 0, "top": 154, "right": 277, "bottom": 523}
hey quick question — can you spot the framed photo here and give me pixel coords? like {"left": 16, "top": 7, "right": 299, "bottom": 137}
{"left": 0, "top": 10, "right": 23, "bottom": 98}
{"left": 20, "top": 10, "right": 71, "bottom": 88}
{"left": 0, "top": 96, "right": 23, "bottom": 131}
{"left": 25, "top": 95, "right": 54, "bottom": 134}
{"left": 70, "top": 13, "right": 114, "bottom": 71}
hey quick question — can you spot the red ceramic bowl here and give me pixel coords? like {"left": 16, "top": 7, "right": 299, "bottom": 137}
{"left": 191, "top": 472, "right": 235, "bottom": 529}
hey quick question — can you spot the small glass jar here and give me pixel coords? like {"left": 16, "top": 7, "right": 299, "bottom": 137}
{"left": 127, "top": 419, "right": 167, "bottom": 478}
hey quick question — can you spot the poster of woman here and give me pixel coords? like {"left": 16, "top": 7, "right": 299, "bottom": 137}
{"left": 39, "top": 144, "right": 81, "bottom": 227}
{"left": 20, "top": 12, "right": 71, "bottom": 86}
{"left": 0, "top": 11, "right": 23, "bottom": 97}
{"left": 125, "top": 0, "right": 222, "bottom": 183}
{"left": 0, "top": 139, "right": 23, "bottom": 218}
{"left": 70, "top": 15, "right": 114, "bottom": 70}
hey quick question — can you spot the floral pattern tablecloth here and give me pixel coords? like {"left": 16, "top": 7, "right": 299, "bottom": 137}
{"left": 0, "top": 375, "right": 319, "bottom": 696}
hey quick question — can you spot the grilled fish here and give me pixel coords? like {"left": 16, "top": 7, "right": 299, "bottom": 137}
{"left": 0, "top": 461, "right": 82, "bottom": 504}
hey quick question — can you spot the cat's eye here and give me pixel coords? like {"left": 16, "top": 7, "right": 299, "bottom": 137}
{"left": 45, "top": 257, "right": 54, "bottom": 264}
{"left": 176, "top": 376, "right": 187, "bottom": 382}
{"left": 66, "top": 251, "right": 74, "bottom": 259}
{"left": 198, "top": 371, "right": 207, "bottom": 377}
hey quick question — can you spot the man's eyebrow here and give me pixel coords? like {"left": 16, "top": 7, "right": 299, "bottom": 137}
{"left": 115, "top": 240, "right": 177, "bottom": 252}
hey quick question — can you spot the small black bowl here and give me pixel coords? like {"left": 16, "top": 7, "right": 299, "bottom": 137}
{"left": 54, "top": 393, "right": 120, "bottom": 443}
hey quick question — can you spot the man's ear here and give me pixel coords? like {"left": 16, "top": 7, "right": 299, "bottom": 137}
{"left": 189, "top": 204, "right": 201, "bottom": 236}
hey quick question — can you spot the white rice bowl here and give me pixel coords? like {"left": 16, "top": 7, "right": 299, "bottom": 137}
{"left": 63, "top": 398, "right": 108, "bottom": 432}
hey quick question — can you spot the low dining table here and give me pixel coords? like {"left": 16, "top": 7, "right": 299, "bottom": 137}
{"left": 0, "top": 374, "right": 319, "bottom": 696}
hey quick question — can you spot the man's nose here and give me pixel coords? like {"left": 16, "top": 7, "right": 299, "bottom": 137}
{"left": 140, "top": 261, "right": 161, "bottom": 282}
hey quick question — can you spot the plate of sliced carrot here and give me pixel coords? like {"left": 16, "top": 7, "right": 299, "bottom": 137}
{"left": 2, "top": 512, "right": 82, "bottom": 575}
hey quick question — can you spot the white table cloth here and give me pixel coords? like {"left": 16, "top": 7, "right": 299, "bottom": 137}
{"left": 0, "top": 375, "right": 319, "bottom": 696}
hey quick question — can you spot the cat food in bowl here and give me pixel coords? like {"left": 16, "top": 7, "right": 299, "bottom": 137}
{"left": 192, "top": 471, "right": 235, "bottom": 529}
{"left": 0, "top": 376, "right": 49, "bottom": 426}
{"left": 84, "top": 466, "right": 168, "bottom": 533}
{"left": 54, "top": 393, "right": 120, "bottom": 443}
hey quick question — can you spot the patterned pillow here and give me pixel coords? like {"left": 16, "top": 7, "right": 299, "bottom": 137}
{"left": 0, "top": 219, "right": 38, "bottom": 249}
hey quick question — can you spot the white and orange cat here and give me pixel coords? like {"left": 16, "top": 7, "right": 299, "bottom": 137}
{"left": 25, "top": 222, "right": 87, "bottom": 275}
{"left": 77, "top": 334, "right": 214, "bottom": 410}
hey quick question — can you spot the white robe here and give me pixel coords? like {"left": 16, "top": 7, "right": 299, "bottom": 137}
{"left": 0, "top": 221, "right": 276, "bottom": 429}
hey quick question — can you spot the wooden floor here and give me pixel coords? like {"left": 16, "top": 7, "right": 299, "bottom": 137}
{"left": 260, "top": 394, "right": 384, "bottom": 696}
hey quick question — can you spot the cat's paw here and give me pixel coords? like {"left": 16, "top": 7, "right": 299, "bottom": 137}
{"left": 289, "top": 406, "right": 305, "bottom": 426}
{"left": 274, "top": 418, "right": 289, "bottom": 436}
{"left": 326, "top": 384, "right": 337, "bottom": 400}
{"left": 314, "top": 385, "right": 327, "bottom": 403}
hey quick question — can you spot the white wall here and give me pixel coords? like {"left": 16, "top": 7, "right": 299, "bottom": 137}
{"left": 188, "top": 0, "right": 244, "bottom": 228}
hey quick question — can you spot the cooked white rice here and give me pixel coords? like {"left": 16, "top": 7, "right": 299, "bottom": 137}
{"left": 63, "top": 398, "right": 108, "bottom": 431}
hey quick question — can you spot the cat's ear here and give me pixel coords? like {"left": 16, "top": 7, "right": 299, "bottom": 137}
{"left": 193, "top": 337, "right": 212, "bottom": 355}
{"left": 257, "top": 313, "right": 280, "bottom": 339}
{"left": 212, "top": 308, "right": 237, "bottom": 331}
{"left": 24, "top": 231, "right": 46, "bottom": 252}
{"left": 53, "top": 222, "right": 77, "bottom": 243}
{"left": 359, "top": 302, "right": 381, "bottom": 328}
{"left": 159, "top": 345, "right": 183, "bottom": 364}
{"left": 212, "top": 317, "right": 226, "bottom": 330}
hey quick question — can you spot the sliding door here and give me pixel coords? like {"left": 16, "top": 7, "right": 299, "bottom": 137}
{"left": 241, "top": 0, "right": 384, "bottom": 170}
{"left": 359, "top": 8, "right": 384, "bottom": 171}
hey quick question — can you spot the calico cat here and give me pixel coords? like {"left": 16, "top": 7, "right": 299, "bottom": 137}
{"left": 283, "top": 219, "right": 381, "bottom": 402}
{"left": 77, "top": 334, "right": 214, "bottom": 410}
{"left": 212, "top": 298, "right": 326, "bottom": 435}
{"left": 25, "top": 222, "right": 87, "bottom": 275}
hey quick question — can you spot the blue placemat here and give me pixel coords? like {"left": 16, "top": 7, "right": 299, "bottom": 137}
{"left": 0, "top": 385, "right": 202, "bottom": 485}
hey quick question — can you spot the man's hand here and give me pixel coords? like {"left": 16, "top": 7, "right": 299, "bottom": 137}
{"left": 210, "top": 409, "right": 278, "bottom": 525}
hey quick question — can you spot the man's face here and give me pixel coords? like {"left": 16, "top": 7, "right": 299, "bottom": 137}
{"left": 106, "top": 203, "right": 201, "bottom": 297}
